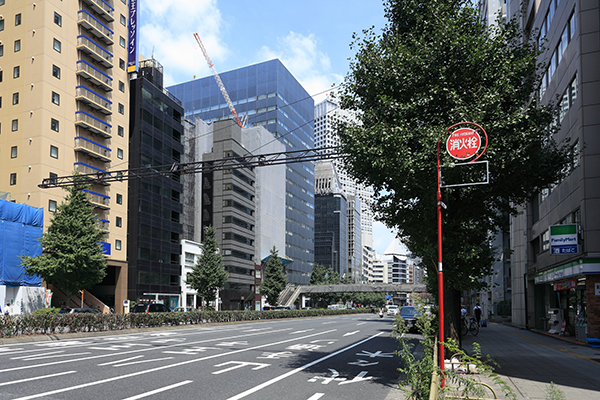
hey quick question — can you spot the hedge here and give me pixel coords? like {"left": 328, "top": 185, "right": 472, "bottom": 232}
{"left": 0, "top": 308, "right": 373, "bottom": 338}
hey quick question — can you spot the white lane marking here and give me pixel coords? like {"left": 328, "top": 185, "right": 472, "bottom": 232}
{"left": 290, "top": 329, "right": 314, "bottom": 334}
{"left": 356, "top": 350, "right": 394, "bottom": 358}
{"left": 356, "top": 322, "right": 367, "bottom": 326}
{"left": 18, "top": 352, "right": 91, "bottom": 361}
{"left": 120, "top": 380, "right": 193, "bottom": 400}
{"left": 343, "top": 330, "right": 360, "bottom": 337}
{"left": 113, "top": 357, "right": 174, "bottom": 367}
{"left": 338, "top": 371, "right": 373, "bottom": 385}
{"left": 0, "top": 347, "right": 24, "bottom": 355}
{"left": 9, "top": 329, "right": 337, "bottom": 400}
{"left": 321, "top": 321, "right": 337, "bottom": 325}
{"left": 0, "top": 371, "right": 76, "bottom": 387}
{"left": 226, "top": 332, "right": 384, "bottom": 400}
{"left": 98, "top": 356, "right": 144, "bottom": 366}
{"left": 307, "top": 393, "right": 325, "bottom": 400}
{"left": 10, "top": 351, "right": 64, "bottom": 360}
{"left": 0, "top": 327, "right": 293, "bottom": 373}
{"left": 212, "top": 361, "right": 270, "bottom": 375}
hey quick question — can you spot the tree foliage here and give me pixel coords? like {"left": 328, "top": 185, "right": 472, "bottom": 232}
{"left": 259, "top": 246, "right": 288, "bottom": 306}
{"left": 338, "top": 0, "right": 572, "bottom": 293}
{"left": 20, "top": 180, "right": 107, "bottom": 299}
{"left": 186, "top": 226, "right": 228, "bottom": 309}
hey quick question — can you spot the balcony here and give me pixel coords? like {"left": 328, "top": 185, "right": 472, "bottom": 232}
{"left": 75, "top": 111, "right": 112, "bottom": 138}
{"left": 78, "top": 10, "right": 114, "bottom": 45}
{"left": 74, "top": 162, "right": 111, "bottom": 186}
{"left": 95, "top": 218, "right": 110, "bottom": 232}
{"left": 76, "top": 85, "right": 112, "bottom": 114}
{"left": 82, "top": 0, "right": 114, "bottom": 22}
{"left": 74, "top": 136, "right": 111, "bottom": 162}
{"left": 76, "top": 60, "right": 113, "bottom": 92}
{"left": 83, "top": 189, "right": 110, "bottom": 209}
{"left": 77, "top": 35, "right": 113, "bottom": 68}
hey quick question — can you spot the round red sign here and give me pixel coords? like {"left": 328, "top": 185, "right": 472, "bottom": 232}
{"left": 446, "top": 128, "right": 481, "bottom": 160}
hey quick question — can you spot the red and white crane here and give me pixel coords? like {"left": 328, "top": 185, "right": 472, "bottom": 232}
{"left": 193, "top": 32, "right": 243, "bottom": 128}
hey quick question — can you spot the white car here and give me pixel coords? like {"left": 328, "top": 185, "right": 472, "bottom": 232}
{"left": 387, "top": 305, "right": 399, "bottom": 316}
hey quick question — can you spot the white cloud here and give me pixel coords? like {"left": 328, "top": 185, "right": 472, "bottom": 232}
{"left": 258, "top": 32, "right": 342, "bottom": 103}
{"left": 138, "top": 0, "right": 225, "bottom": 87}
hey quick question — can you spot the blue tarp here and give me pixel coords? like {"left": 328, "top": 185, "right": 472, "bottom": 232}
{"left": 0, "top": 200, "right": 43, "bottom": 286}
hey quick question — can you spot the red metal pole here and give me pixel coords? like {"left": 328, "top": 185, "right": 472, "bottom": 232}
{"left": 437, "top": 138, "right": 445, "bottom": 387}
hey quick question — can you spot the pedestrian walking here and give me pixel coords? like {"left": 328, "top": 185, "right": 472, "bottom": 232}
{"left": 473, "top": 303, "right": 482, "bottom": 326}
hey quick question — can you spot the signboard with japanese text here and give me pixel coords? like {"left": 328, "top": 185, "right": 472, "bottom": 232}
{"left": 550, "top": 224, "right": 578, "bottom": 255}
{"left": 554, "top": 278, "right": 576, "bottom": 291}
{"left": 127, "top": 0, "right": 138, "bottom": 73}
{"left": 446, "top": 127, "right": 481, "bottom": 160}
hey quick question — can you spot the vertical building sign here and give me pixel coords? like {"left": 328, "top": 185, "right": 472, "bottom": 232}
{"left": 549, "top": 224, "right": 578, "bottom": 255}
{"left": 127, "top": 0, "right": 138, "bottom": 73}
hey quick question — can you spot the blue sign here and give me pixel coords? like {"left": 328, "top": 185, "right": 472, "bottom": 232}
{"left": 127, "top": 0, "right": 138, "bottom": 73}
{"left": 385, "top": 295, "right": 391, "bottom": 299}
{"left": 550, "top": 225, "right": 578, "bottom": 255}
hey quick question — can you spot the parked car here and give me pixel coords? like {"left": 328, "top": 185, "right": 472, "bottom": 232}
{"left": 58, "top": 308, "right": 101, "bottom": 314}
{"left": 131, "top": 303, "right": 171, "bottom": 313}
{"left": 386, "top": 305, "right": 399, "bottom": 316}
{"left": 399, "top": 306, "right": 420, "bottom": 331}
{"left": 274, "top": 306, "right": 291, "bottom": 311}
{"left": 173, "top": 307, "right": 195, "bottom": 312}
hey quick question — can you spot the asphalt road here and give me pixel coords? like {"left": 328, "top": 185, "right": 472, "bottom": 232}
{"left": 0, "top": 313, "right": 412, "bottom": 400}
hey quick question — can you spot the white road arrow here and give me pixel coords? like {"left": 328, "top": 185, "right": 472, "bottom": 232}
{"left": 343, "top": 330, "right": 360, "bottom": 337}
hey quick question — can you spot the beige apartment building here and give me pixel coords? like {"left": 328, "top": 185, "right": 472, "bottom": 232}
{"left": 0, "top": 0, "right": 130, "bottom": 312}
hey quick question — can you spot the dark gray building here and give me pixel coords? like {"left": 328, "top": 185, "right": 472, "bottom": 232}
{"left": 127, "top": 59, "right": 184, "bottom": 307}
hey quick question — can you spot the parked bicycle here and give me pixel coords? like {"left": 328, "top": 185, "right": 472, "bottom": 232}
{"left": 461, "top": 315, "right": 480, "bottom": 336}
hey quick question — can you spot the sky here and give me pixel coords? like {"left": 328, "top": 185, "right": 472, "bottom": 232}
{"left": 137, "top": 0, "right": 398, "bottom": 254}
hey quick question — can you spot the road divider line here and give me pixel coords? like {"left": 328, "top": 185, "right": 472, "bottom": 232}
{"left": 0, "top": 371, "right": 76, "bottom": 387}
{"left": 113, "top": 357, "right": 174, "bottom": 367}
{"left": 307, "top": 393, "right": 324, "bottom": 400}
{"left": 10, "top": 351, "right": 64, "bottom": 360}
{"left": 120, "top": 380, "right": 193, "bottom": 400}
{"left": 226, "top": 332, "right": 384, "bottom": 400}
{"left": 98, "top": 356, "right": 144, "bottom": 366}
{"left": 18, "top": 352, "right": 91, "bottom": 361}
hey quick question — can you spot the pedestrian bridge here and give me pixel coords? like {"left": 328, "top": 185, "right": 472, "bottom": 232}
{"left": 279, "top": 283, "right": 428, "bottom": 307}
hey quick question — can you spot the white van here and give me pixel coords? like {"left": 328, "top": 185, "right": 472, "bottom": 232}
{"left": 387, "top": 305, "right": 399, "bottom": 316}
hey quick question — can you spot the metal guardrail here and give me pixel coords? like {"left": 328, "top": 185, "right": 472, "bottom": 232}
{"left": 77, "top": 35, "right": 113, "bottom": 67}
{"left": 82, "top": 0, "right": 114, "bottom": 22}
{"left": 74, "top": 136, "right": 111, "bottom": 160}
{"left": 75, "top": 111, "right": 112, "bottom": 137}
{"left": 77, "top": 10, "right": 113, "bottom": 43}
{"left": 76, "top": 60, "right": 113, "bottom": 90}
{"left": 76, "top": 86, "right": 112, "bottom": 113}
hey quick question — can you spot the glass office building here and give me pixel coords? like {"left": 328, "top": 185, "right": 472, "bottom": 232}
{"left": 168, "top": 59, "right": 315, "bottom": 284}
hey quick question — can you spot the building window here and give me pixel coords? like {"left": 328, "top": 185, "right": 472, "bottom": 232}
{"left": 52, "top": 65, "right": 61, "bottom": 79}
{"left": 119, "top": 59, "right": 125, "bottom": 70}
{"left": 119, "top": 81, "right": 125, "bottom": 92}
{"left": 115, "top": 239, "right": 122, "bottom": 250}
{"left": 54, "top": 12, "right": 62, "bottom": 27}
{"left": 53, "top": 38, "right": 61, "bottom": 53}
{"left": 12, "top": 92, "right": 18, "bottom": 105}
{"left": 119, "top": 36, "right": 126, "bottom": 48}
{"left": 49, "top": 200, "right": 57, "bottom": 213}
{"left": 120, "top": 14, "right": 126, "bottom": 26}
{"left": 11, "top": 146, "right": 17, "bottom": 158}
{"left": 10, "top": 173, "right": 17, "bottom": 186}
{"left": 13, "top": 66, "right": 20, "bottom": 78}
{"left": 14, "top": 39, "right": 21, "bottom": 52}
{"left": 51, "top": 118, "right": 59, "bottom": 132}
{"left": 118, "top": 103, "right": 124, "bottom": 114}
{"left": 116, "top": 193, "right": 123, "bottom": 204}
{"left": 50, "top": 145, "right": 59, "bottom": 159}
{"left": 49, "top": 173, "right": 58, "bottom": 185}
{"left": 0, "top": 44, "right": 3, "bottom": 56}
{"left": 11, "top": 119, "right": 18, "bottom": 131}
{"left": 52, "top": 92, "right": 60, "bottom": 105}
{"left": 116, "top": 216, "right": 122, "bottom": 227}
{"left": 117, "top": 148, "right": 124, "bottom": 159}
{"left": 118, "top": 126, "right": 124, "bottom": 137}
{"left": 15, "top": 13, "right": 21, "bottom": 26}
{"left": 0, "top": 19, "right": 4, "bottom": 32}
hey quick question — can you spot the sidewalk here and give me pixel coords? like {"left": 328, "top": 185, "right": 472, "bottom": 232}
{"left": 459, "top": 322, "right": 600, "bottom": 399}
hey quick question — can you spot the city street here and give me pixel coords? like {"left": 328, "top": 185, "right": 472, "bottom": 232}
{"left": 0, "top": 314, "right": 407, "bottom": 400}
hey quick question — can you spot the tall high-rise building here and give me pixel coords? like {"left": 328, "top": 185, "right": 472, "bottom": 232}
{"left": 127, "top": 58, "right": 184, "bottom": 306}
{"left": 506, "top": 0, "right": 600, "bottom": 339}
{"left": 0, "top": 0, "right": 131, "bottom": 312}
{"left": 314, "top": 98, "right": 375, "bottom": 248}
{"left": 168, "top": 59, "right": 315, "bottom": 284}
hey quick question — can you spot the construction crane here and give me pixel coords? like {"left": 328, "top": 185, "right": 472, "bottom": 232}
{"left": 193, "top": 32, "right": 243, "bottom": 128}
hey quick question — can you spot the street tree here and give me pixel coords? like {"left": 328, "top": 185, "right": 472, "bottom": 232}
{"left": 259, "top": 246, "right": 288, "bottom": 306}
{"left": 338, "top": 0, "right": 572, "bottom": 334}
{"left": 186, "top": 226, "right": 228, "bottom": 311}
{"left": 20, "top": 180, "right": 107, "bottom": 305}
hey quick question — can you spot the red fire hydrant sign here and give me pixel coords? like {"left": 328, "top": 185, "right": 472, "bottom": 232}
{"left": 446, "top": 127, "right": 481, "bottom": 160}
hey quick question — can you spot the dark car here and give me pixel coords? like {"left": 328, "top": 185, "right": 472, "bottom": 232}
{"left": 58, "top": 308, "right": 101, "bottom": 314}
{"left": 131, "top": 303, "right": 171, "bottom": 313}
{"left": 400, "top": 306, "right": 420, "bottom": 332}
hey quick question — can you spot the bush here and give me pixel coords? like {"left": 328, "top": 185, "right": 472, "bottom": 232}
{"left": 0, "top": 307, "right": 370, "bottom": 338}
{"left": 31, "top": 307, "right": 61, "bottom": 315}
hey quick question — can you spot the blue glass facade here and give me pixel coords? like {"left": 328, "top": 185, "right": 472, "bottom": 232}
{"left": 168, "top": 59, "right": 315, "bottom": 284}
